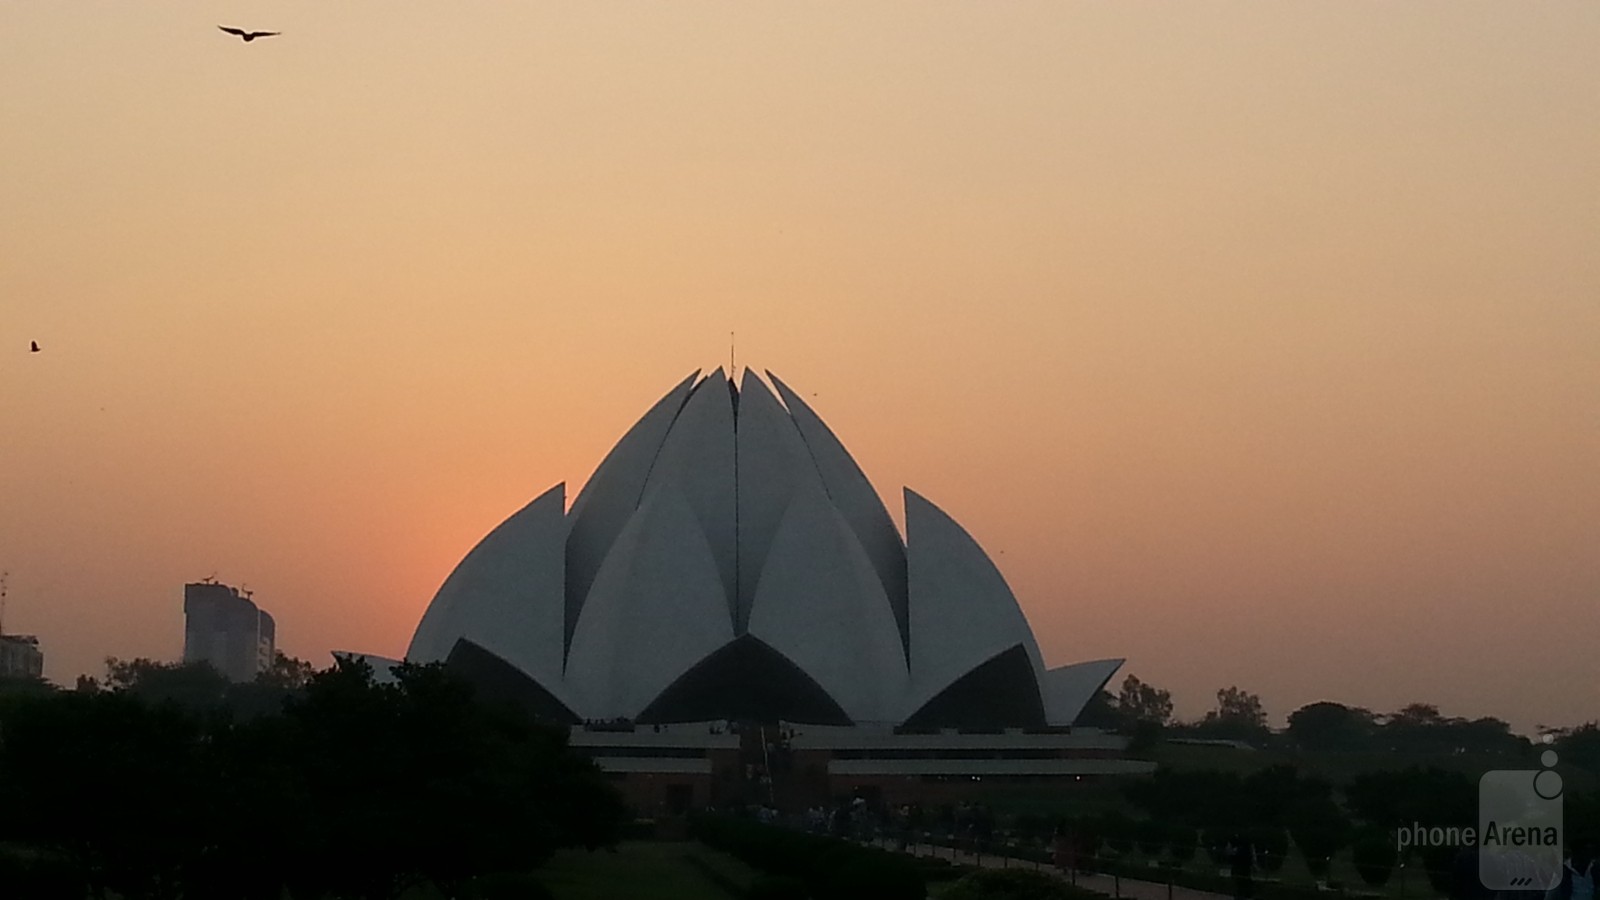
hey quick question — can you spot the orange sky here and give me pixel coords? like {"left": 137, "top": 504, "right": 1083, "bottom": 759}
{"left": 2, "top": 2, "right": 1596, "bottom": 731}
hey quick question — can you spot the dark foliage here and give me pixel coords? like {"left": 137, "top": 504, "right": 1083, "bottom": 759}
{"left": 1381, "top": 704, "right": 1525, "bottom": 756}
{"left": 0, "top": 847, "right": 82, "bottom": 900}
{"left": 1250, "top": 827, "right": 1289, "bottom": 874}
{"left": 1285, "top": 795, "right": 1350, "bottom": 878}
{"left": 689, "top": 814, "right": 924, "bottom": 900}
{"left": 1124, "top": 766, "right": 1321, "bottom": 835}
{"left": 1117, "top": 676, "right": 1174, "bottom": 728}
{"left": 1074, "top": 690, "right": 1121, "bottom": 730}
{"left": 942, "top": 867, "right": 1103, "bottom": 900}
{"left": 459, "top": 871, "right": 558, "bottom": 900}
{"left": 1099, "top": 811, "right": 1135, "bottom": 855}
{"left": 1419, "top": 844, "right": 1460, "bottom": 896}
{"left": 1135, "top": 818, "right": 1168, "bottom": 857}
{"left": 1201, "top": 826, "right": 1232, "bottom": 866}
{"left": 1165, "top": 822, "right": 1197, "bottom": 863}
{"left": 0, "top": 657, "right": 623, "bottom": 900}
{"left": 1345, "top": 767, "right": 1475, "bottom": 832}
{"left": 747, "top": 874, "right": 809, "bottom": 900}
{"left": 1191, "top": 687, "right": 1271, "bottom": 743}
{"left": 1548, "top": 723, "right": 1600, "bottom": 775}
{"left": 1350, "top": 828, "right": 1397, "bottom": 887}
{"left": 1286, "top": 702, "right": 1377, "bottom": 750}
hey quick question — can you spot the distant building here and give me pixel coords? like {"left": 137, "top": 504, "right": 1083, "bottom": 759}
{"left": 0, "top": 634, "right": 44, "bottom": 680}
{"left": 183, "top": 582, "right": 275, "bottom": 683}
{"left": 565, "top": 721, "right": 1154, "bottom": 816}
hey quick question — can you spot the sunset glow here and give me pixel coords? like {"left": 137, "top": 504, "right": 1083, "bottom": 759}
{"left": 3, "top": 2, "right": 1596, "bottom": 731}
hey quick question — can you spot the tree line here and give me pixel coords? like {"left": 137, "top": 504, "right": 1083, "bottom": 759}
{"left": 1080, "top": 674, "right": 1600, "bottom": 766}
{"left": 0, "top": 656, "right": 625, "bottom": 900}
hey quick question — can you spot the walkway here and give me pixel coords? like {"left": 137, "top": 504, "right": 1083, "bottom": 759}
{"left": 871, "top": 839, "right": 1233, "bottom": 900}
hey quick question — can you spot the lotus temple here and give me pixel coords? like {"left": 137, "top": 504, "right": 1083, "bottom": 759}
{"left": 350, "top": 368, "right": 1153, "bottom": 812}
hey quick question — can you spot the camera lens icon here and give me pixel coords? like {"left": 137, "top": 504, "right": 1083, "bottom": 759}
{"left": 1534, "top": 750, "right": 1562, "bottom": 801}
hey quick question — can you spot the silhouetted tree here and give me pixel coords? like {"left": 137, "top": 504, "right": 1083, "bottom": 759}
{"left": 1378, "top": 703, "right": 1524, "bottom": 755}
{"left": 1075, "top": 689, "right": 1121, "bottom": 729}
{"left": 1117, "top": 676, "right": 1174, "bottom": 728}
{"left": 0, "top": 656, "right": 624, "bottom": 900}
{"left": 1286, "top": 795, "right": 1350, "bottom": 879}
{"left": 282, "top": 657, "right": 624, "bottom": 898}
{"left": 1286, "top": 701, "right": 1376, "bottom": 750}
{"left": 1547, "top": 723, "right": 1600, "bottom": 775}
{"left": 1194, "top": 686, "right": 1270, "bottom": 743}
{"left": 0, "top": 690, "right": 209, "bottom": 899}
{"left": 256, "top": 651, "right": 316, "bottom": 690}
{"left": 102, "top": 656, "right": 230, "bottom": 709}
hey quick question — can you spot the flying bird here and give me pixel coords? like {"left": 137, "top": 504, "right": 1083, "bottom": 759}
{"left": 218, "top": 26, "right": 280, "bottom": 42}
{"left": 30, "top": 341, "right": 40, "bottom": 353}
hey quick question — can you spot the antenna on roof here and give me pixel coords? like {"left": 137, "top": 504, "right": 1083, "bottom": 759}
{"left": 0, "top": 571, "right": 7, "bottom": 636}
{"left": 730, "top": 331, "right": 736, "bottom": 381}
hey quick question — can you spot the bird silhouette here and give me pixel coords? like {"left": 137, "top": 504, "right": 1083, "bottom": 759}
{"left": 218, "top": 26, "right": 280, "bottom": 42}
{"left": 30, "top": 341, "right": 40, "bottom": 353}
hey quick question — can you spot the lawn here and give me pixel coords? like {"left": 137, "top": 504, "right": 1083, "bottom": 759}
{"left": 536, "top": 841, "right": 756, "bottom": 900}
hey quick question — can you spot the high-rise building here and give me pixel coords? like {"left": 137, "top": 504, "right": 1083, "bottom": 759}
{"left": 0, "top": 634, "right": 43, "bottom": 680}
{"left": 183, "top": 582, "right": 275, "bottom": 683}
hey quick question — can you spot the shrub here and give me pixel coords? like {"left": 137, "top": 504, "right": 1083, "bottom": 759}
{"left": 1350, "top": 828, "right": 1397, "bottom": 887}
{"left": 1286, "top": 797, "right": 1349, "bottom": 879}
{"left": 1251, "top": 826, "right": 1288, "bottom": 874}
{"left": 1135, "top": 819, "right": 1168, "bottom": 857}
{"left": 1166, "top": 823, "right": 1197, "bottom": 863}
{"left": 1200, "top": 827, "right": 1231, "bottom": 866}
{"left": 1100, "top": 812, "right": 1135, "bottom": 856}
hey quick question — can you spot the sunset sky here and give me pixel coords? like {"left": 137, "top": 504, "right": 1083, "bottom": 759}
{"left": 3, "top": 2, "right": 1595, "bottom": 731}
